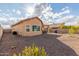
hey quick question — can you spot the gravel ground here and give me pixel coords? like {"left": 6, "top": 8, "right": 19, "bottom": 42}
{"left": 0, "top": 32, "right": 77, "bottom": 56}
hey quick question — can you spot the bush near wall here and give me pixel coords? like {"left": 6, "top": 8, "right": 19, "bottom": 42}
{"left": 62, "top": 26, "right": 79, "bottom": 34}
{"left": 69, "top": 27, "right": 76, "bottom": 34}
{"left": 67, "top": 26, "right": 78, "bottom": 34}
{"left": 63, "top": 26, "right": 79, "bottom": 29}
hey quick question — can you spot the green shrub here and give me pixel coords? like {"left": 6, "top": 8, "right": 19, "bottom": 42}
{"left": 63, "top": 26, "right": 71, "bottom": 29}
{"left": 63, "top": 26, "right": 79, "bottom": 34}
{"left": 13, "top": 44, "right": 47, "bottom": 56}
{"left": 64, "top": 26, "right": 79, "bottom": 29}
{"left": 68, "top": 27, "right": 76, "bottom": 34}
{"left": 59, "top": 23, "right": 64, "bottom": 29}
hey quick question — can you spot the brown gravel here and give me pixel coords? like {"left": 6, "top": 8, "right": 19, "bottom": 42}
{"left": 0, "top": 32, "right": 77, "bottom": 56}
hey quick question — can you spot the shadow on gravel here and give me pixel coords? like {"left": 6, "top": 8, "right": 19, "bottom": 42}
{"left": 0, "top": 32, "right": 78, "bottom": 56}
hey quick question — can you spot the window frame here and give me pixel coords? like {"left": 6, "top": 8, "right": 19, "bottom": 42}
{"left": 32, "top": 25, "right": 40, "bottom": 32}
{"left": 25, "top": 25, "right": 30, "bottom": 32}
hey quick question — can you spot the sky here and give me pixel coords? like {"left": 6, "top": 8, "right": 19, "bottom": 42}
{"left": 0, "top": 3, "right": 79, "bottom": 28}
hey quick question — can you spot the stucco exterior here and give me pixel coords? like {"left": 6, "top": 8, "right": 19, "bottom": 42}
{"left": 0, "top": 26, "right": 3, "bottom": 40}
{"left": 47, "top": 24, "right": 69, "bottom": 33}
{"left": 11, "top": 17, "right": 44, "bottom": 36}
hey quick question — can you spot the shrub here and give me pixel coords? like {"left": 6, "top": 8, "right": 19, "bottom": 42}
{"left": 59, "top": 23, "right": 64, "bottom": 29}
{"left": 68, "top": 27, "right": 76, "bottom": 34}
{"left": 13, "top": 44, "right": 47, "bottom": 56}
{"left": 62, "top": 25, "right": 79, "bottom": 34}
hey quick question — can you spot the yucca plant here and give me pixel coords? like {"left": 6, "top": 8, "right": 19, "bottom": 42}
{"left": 13, "top": 44, "right": 47, "bottom": 56}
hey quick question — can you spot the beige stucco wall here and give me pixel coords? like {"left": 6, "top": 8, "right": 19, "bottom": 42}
{"left": 0, "top": 27, "right": 3, "bottom": 40}
{"left": 12, "top": 18, "right": 43, "bottom": 36}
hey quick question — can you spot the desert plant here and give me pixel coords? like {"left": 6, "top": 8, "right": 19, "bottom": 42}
{"left": 68, "top": 27, "right": 76, "bottom": 34}
{"left": 13, "top": 44, "right": 47, "bottom": 56}
{"left": 59, "top": 23, "right": 64, "bottom": 29}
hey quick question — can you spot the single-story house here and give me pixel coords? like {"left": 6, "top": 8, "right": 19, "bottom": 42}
{"left": 43, "top": 25, "right": 49, "bottom": 33}
{"left": 11, "top": 17, "right": 70, "bottom": 36}
{"left": 48, "top": 24, "right": 69, "bottom": 33}
{"left": 11, "top": 17, "right": 44, "bottom": 36}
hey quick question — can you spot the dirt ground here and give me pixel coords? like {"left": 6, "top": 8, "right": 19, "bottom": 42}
{"left": 0, "top": 32, "right": 78, "bottom": 56}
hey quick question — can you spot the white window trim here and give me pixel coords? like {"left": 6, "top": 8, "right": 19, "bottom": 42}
{"left": 25, "top": 25, "right": 31, "bottom": 32}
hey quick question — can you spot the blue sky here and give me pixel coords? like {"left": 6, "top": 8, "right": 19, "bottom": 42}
{"left": 1, "top": 3, "right": 78, "bottom": 14}
{"left": 0, "top": 3, "right": 78, "bottom": 15}
{"left": 52, "top": 3, "right": 79, "bottom": 16}
{"left": 0, "top": 3, "right": 25, "bottom": 17}
{"left": 0, "top": 3, "right": 79, "bottom": 28}
{"left": 0, "top": 3, "right": 79, "bottom": 16}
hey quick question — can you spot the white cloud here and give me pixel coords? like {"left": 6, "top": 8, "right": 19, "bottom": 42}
{"left": 26, "top": 7, "right": 35, "bottom": 15}
{"left": 0, "top": 17, "right": 7, "bottom": 22}
{"left": 23, "top": 3, "right": 54, "bottom": 25}
{"left": 55, "top": 15, "right": 74, "bottom": 23}
{"left": 42, "top": 5, "right": 53, "bottom": 14}
{"left": 24, "top": 4, "right": 72, "bottom": 25}
{"left": 0, "top": 16, "right": 19, "bottom": 28}
{"left": 2, "top": 13, "right": 10, "bottom": 17}
{"left": 16, "top": 10, "right": 21, "bottom": 15}
{"left": 61, "top": 6, "right": 69, "bottom": 11}
{"left": 12, "top": 9, "right": 21, "bottom": 15}
{"left": 0, "top": 9, "right": 2, "bottom": 12}
{"left": 12, "top": 9, "right": 16, "bottom": 13}
{"left": 0, "top": 8, "right": 22, "bottom": 28}
{"left": 0, "top": 17, "right": 9, "bottom": 25}
{"left": 65, "top": 21, "right": 78, "bottom": 26}
{"left": 52, "top": 6, "right": 74, "bottom": 25}
{"left": 0, "top": 3, "right": 78, "bottom": 28}
{"left": 24, "top": 4, "right": 36, "bottom": 17}
{"left": 53, "top": 9, "right": 70, "bottom": 19}
{"left": 2, "top": 25, "right": 11, "bottom": 29}
{"left": 65, "top": 16, "right": 79, "bottom": 26}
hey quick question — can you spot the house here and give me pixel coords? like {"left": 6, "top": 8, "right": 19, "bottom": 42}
{"left": 47, "top": 24, "right": 60, "bottom": 33}
{"left": 0, "top": 25, "right": 3, "bottom": 40}
{"left": 43, "top": 25, "right": 49, "bottom": 33}
{"left": 48, "top": 24, "right": 69, "bottom": 33}
{"left": 11, "top": 17, "right": 44, "bottom": 36}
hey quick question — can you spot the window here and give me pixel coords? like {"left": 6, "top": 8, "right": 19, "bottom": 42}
{"left": 26, "top": 25, "right": 30, "bottom": 32}
{"left": 32, "top": 25, "right": 40, "bottom": 32}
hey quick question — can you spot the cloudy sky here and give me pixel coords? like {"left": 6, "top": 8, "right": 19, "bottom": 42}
{"left": 0, "top": 3, "right": 79, "bottom": 28}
